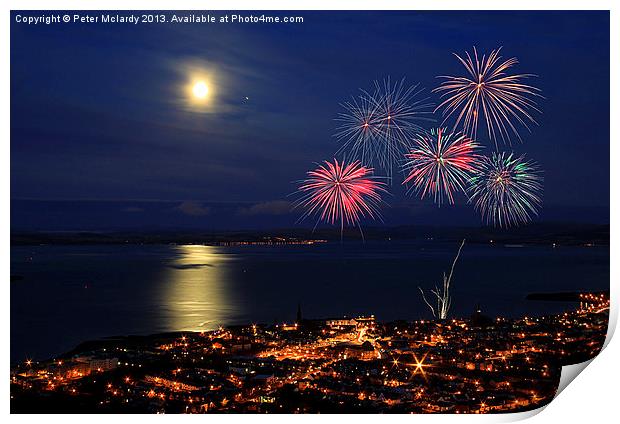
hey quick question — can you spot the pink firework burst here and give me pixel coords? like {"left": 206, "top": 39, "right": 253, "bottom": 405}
{"left": 403, "top": 128, "right": 482, "bottom": 206}
{"left": 295, "top": 159, "right": 387, "bottom": 234}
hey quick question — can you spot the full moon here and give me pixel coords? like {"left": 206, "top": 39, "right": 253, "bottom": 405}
{"left": 192, "top": 81, "right": 209, "bottom": 99}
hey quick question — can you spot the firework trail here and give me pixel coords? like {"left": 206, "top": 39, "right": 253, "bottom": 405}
{"left": 468, "top": 152, "right": 543, "bottom": 227}
{"left": 419, "top": 239, "right": 465, "bottom": 320}
{"left": 335, "top": 77, "right": 434, "bottom": 180}
{"left": 294, "top": 159, "right": 387, "bottom": 235}
{"left": 403, "top": 128, "right": 482, "bottom": 206}
{"left": 434, "top": 47, "right": 542, "bottom": 147}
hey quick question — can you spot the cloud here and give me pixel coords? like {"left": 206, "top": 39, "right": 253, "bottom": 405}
{"left": 122, "top": 206, "right": 144, "bottom": 213}
{"left": 175, "top": 201, "right": 211, "bottom": 217}
{"left": 237, "top": 200, "right": 293, "bottom": 216}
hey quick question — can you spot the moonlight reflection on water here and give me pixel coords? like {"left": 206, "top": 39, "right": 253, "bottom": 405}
{"left": 161, "top": 245, "right": 239, "bottom": 332}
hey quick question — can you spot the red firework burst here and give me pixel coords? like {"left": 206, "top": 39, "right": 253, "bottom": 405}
{"left": 403, "top": 128, "right": 482, "bottom": 206}
{"left": 295, "top": 159, "right": 387, "bottom": 233}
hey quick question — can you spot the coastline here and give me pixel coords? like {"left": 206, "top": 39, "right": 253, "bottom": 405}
{"left": 11, "top": 295, "right": 609, "bottom": 413}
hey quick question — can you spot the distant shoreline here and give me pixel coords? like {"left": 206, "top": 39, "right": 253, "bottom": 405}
{"left": 526, "top": 291, "right": 610, "bottom": 302}
{"left": 9, "top": 223, "right": 610, "bottom": 247}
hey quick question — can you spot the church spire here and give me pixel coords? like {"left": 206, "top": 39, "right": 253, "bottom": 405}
{"left": 296, "top": 302, "right": 303, "bottom": 324}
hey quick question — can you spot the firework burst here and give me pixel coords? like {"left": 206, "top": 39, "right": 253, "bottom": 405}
{"left": 434, "top": 47, "right": 542, "bottom": 147}
{"left": 335, "top": 77, "right": 433, "bottom": 180}
{"left": 403, "top": 128, "right": 482, "bottom": 206}
{"left": 468, "top": 152, "right": 543, "bottom": 227}
{"left": 295, "top": 159, "right": 387, "bottom": 234}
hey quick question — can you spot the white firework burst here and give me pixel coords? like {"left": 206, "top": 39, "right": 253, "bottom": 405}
{"left": 335, "top": 77, "right": 434, "bottom": 181}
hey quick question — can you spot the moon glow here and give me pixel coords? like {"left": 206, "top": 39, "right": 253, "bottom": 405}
{"left": 192, "top": 81, "right": 209, "bottom": 99}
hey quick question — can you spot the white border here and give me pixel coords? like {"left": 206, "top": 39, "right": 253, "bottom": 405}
{"left": 3, "top": 1, "right": 617, "bottom": 422}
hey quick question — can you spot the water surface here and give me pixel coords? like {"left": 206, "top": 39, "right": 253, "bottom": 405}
{"left": 10, "top": 241, "right": 609, "bottom": 362}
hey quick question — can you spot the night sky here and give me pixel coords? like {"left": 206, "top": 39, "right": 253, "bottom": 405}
{"left": 11, "top": 11, "right": 610, "bottom": 231}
